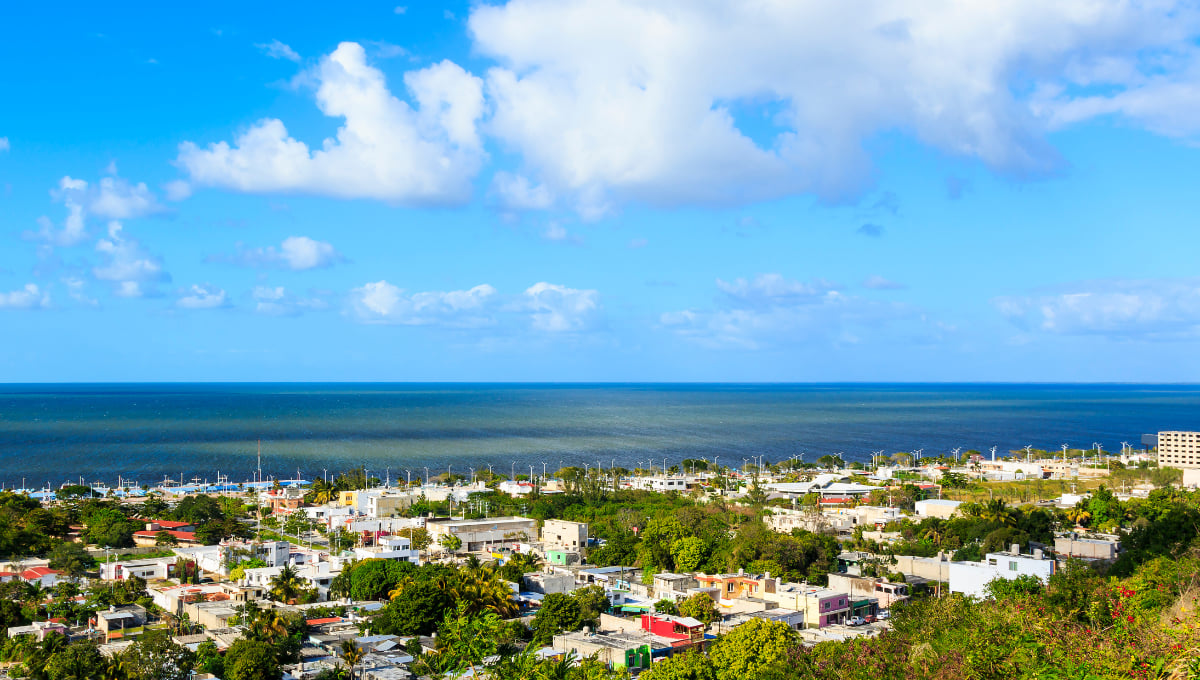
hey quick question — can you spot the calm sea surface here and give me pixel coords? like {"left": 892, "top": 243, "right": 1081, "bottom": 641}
{"left": 0, "top": 383, "right": 1197, "bottom": 488}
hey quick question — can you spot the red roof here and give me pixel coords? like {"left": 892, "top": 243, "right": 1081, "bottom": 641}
{"left": 22, "top": 567, "right": 62, "bottom": 579}
{"left": 305, "top": 617, "right": 343, "bottom": 626}
{"left": 150, "top": 520, "right": 194, "bottom": 529}
{"left": 0, "top": 571, "right": 18, "bottom": 578}
{"left": 134, "top": 529, "right": 197, "bottom": 540}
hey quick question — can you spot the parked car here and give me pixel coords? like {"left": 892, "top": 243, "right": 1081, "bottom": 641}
{"left": 877, "top": 610, "right": 890, "bottom": 620}
{"left": 848, "top": 616, "right": 865, "bottom": 626}
{"left": 864, "top": 615, "right": 877, "bottom": 623}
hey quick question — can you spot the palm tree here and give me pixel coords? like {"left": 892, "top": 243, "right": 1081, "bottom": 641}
{"left": 268, "top": 564, "right": 304, "bottom": 603}
{"left": 101, "top": 656, "right": 129, "bottom": 680}
{"left": 1066, "top": 506, "right": 1091, "bottom": 527}
{"left": 340, "top": 639, "right": 363, "bottom": 680}
{"left": 979, "top": 499, "right": 1016, "bottom": 526}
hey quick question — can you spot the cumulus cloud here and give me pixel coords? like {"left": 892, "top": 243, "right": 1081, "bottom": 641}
{"left": 0, "top": 137, "right": 9, "bottom": 152}
{"left": 491, "top": 171, "right": 553, "bottom": 211}
{"left": 93, "top": 222, "right": 170, "bottom": 297}
{"left": 662, "top": 273, "right": 916, "bottom": 349}
{"left": 28, "top": 174, "right": 163, "bottom": 247}
{"left": 251, "top": 285, "right": 327, "bottom": 316}
{"left": 468, "top": 0, "right": 1200, "bottom": 216}
{"left": 350, "top": 281, "right": 499, "bottom": 327}
{"left": 257, "top": 39, "right": 301, "bottom": 62}
{"left": 349, "top": 280, "right": 600, "bottom": 332}
{"left": 176, "top": 284, "right": 229, "bottom": 310}
{"left": 212, "top": 236, "right": 344, "bottom": 270}
{"left": 163, "top": 180, "right": 192, "bottom": 201}
{"left": 177, "top": 42, "right": 485, "bottom": 205}
{"left": 994, "top": 278, "right": 1200, "bottom": 338}
{"left": 0, "top": 284, "right": 49, "bottom": 310}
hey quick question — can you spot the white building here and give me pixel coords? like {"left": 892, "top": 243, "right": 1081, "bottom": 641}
{"left": 173, "top": 540, "right": 290, "bottom": 576}
{"left": 628, "top": 476, "right": 689, "bottom": 492}
{"left": 100, "top": 556, "right": 176, "bottom": 581}
{"left": 914, "top": 499, "right": 962, "bottom": 519}
{"left": 541, "top": 520, "right": 589, "bottom": 550}
{"left": 426, "top": 516, "right": 537, "bottom": 553}
{"left": 949, "top": 548, "right": 1056, "bottom": 598}
{"left": 353, "top": 536, "right": 420, "bottom": 564}
{"left": 1158, "top": 431, "right": 1200, "bottom": 470}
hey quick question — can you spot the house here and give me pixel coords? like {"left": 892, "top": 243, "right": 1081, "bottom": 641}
{"left": 949, "top": 547, "right": 1056, "bottom": 598}
{"left": 914, "top": 499, "right": 962, "bottom": 519}
{"left": 628, "top": 476, "right": 689, "bottom": 493}
{"left": 542, "top": 520, "right": 589, "bottom": 551}
{"left": 133, "top": 521, "right": 200, "bottom": 547}
{"left": 497, "top": 481, "right": 536, "bottom": 496}
{"left": 522, "top": 571, "right": 576, "bottom": 595}
{"left": 762, "top": 582, "right": 851, "bottom": 629}
{"left": 0, "top": 571, "right": 18, "bottom": 583}
{"left": 826, "top": 573, "right": 908, "bottom": 612}
{"left": 425, "top": 516, "right": 537, "bottom": 553}
{"left": 545, "top": 549, "right": 581, "bottom": 566}
{"left": 21, "top": 566, "right": 65, "bottom": 588}
{"left": 652, "top": 573, "right": 698, "bottom": 601}
{"left": 100, "top": 556, "right": 177, "bottom": 581}
{"left": 552, "top": 629, "right": 671, "bottom": 671}
{"left": 353, "top": 536, "right": 420, "bottom": 564}
{"left": 640, "top": 613, "right": 706, "bottom": 647}
{"left": 1055, "top": 533, "right": 1120, "bottom": 561}
{"left": 94, "top": 605, "right": 148, "bottom": 642}
{"left": 7, "top": 620, "right": 67, "bottom": 641}
{"left": 695, "top": 572, "right": 768, "bottom": 600}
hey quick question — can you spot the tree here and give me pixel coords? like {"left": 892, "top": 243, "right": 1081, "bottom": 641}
{"left": 678, "top": 593, "right": 719, "bottom": 626}
{"left": 45, "top": 640, "right": 106, "bottom": 680}
{"left": 655, "top": 598, "right": 679, "bottom": 616}
{"left": 375, "top": 580, "right": 455, "bottom": 636}
{"left": 708, "top": 618, "right": 797, "bottom": 680}
{"left": 48, "top": 541, "right": 95, "bottom": 577}
{"left": 639, "top": 651, "right": 717, "bottom": 680}
{"left": 531, "top": 592, "right": 583, "bottom": 645}
{"left": 399, "top": 527, "right": 432, "bottom": 553}
{"left": 155, "top": 530, "right": 179, "bottom": 547}
{"left": 193, "top": 640, "right": 225, "bottom": 678}
{"left": 268, "top": 564, "right": 305, "bottom": 604}
{"left": 82, "top": 507, "right": 136, "bottom": 548}
{"left": 439, "top": 534, "right": 462, "bottom": 552}
{"left": 571, "top": 585, "right": 609, "bottom": 627}
{"left": 671, "top": 537, "right": 707, "bottom": 572}
{"left": 224, "top": 639, "right": 282, "bottom": 680}
{"left": 340, "top": 639, "right": 363, "bottom": 680}
{"left": 122, "top": 630, "right": 196, "bottom": 680}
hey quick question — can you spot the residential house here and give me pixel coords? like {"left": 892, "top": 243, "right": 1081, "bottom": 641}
{"left": 94, "top": 605, "right": 147, "bottom": 642}
{"left": 541, "top": 519, "right": 589, "bottom": 551}
{"left": 949, "top": 548, "right": 1056, "bottom": 598}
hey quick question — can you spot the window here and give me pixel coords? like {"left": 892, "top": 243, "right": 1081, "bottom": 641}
{"left": 1009, "top": 561, "right": 1018, "bottom": 571}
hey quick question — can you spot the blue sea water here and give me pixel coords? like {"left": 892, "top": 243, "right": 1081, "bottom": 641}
{"left": 0, "top": 383, "right": 1197, "bottom": 489}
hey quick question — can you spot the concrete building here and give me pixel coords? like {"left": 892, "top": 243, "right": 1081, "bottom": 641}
{"left": 551, "top": 630, "right": 666, "bottom": 671}
{"left": 1157, "top": 431, "right": 1200, "bottom": 469}
{"left": 914, "top": 499, "right": 962, "bottom": 519}
{"left": 542, "top": 519, "right": 589, "bottom": 551}
{"left": 628, "top": 476, "right": 689, "bottom": 492}
{"left": 652, "top": 573, "right": 698, "bottom": 601}
{"left": 173, "top": 540, "right": 290, "bottom": 576}
{"left": 545, "top": 549, "right": 582, "bottom": 566}
{"left": 100, "top": 556, "right": 177, "bottom": 581}
{"left": 1055, "top": 533, "right": 1120, "bottom": 561}
{"left": 826, "top": 573, "right": 909, "bottom": 611}
{"left": 94, "top": 605, "right": 147, "bottom": 642}
{"left": 352, "top": 536, "right": 420, "bottom": 564}
{"left": 426, "top": 516, "right": 537, "bottom": 553}
{"left": 763, "top": 582, "right": 851, "bottom": 628}
{"left": 522, "top": 571, "right": 577, "bottom": 595}
{"left": 949, "top": 548, "right": 1056, "bottom": 598}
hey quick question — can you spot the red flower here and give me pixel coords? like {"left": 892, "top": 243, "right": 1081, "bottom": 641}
{"left": 1127, "top": 615, "right": 1134, "bottom": 623}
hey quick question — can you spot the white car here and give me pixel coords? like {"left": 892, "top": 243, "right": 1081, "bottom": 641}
{"left": 847, "top": 616, "right": 866, "bottom": 626}
{"left": 877, "top": 610, "right": 890, "bottom": 620}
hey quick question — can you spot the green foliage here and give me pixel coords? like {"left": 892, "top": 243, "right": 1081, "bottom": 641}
{"left": 47, "top": 541, "right": 95, "bottom": 577}
{"left": 374, "top": 579, "right": 455, "bottom": 636}
{"left": 224, "top": 639, "right": 282, "bottom": 680}
{"left": 44, "top": 640, "right": 105, "bottom": 680}
{"left": 439, "top": 533, "right": 462, "bottom": 552}
{"left": 122, "top": 630, "right": 197, "bottom": 680}
{"left": 531, "top": 592, "right": 583, "bottom": 645}
{"left": 193, "top": 640, "right": 225, "bottom": 678}
{"left": 81, "top": 506, "right": 136, "bottom": 548}
{"left": 671, "top": 537, "right": 707, "bottom": 572}
{"left": 678, "top": 593, "right": 719, "bottom": 625}
{"left": 638, "top": 651, "right": 717, "bottom": 680}
{"left": 984, "top": 574, "right": 1044, "bottom": 599}
{"left": 708, "top": 618, "right": 797, "bottom": 680}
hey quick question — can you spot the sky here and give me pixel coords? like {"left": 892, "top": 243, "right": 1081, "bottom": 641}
{"left": 3, "top": 0, "right": 1200, "bottom": 382}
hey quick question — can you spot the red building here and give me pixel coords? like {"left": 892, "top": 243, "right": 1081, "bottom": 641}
{"left": 639, "top": 614, "right": 705, "bottom": 647}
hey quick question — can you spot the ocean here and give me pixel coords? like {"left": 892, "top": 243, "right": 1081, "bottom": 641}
{"left": 0, "top": 383, "right": 1197, "bottom": 489}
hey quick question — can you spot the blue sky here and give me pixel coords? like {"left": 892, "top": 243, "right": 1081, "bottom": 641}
{"left": 4, "top": 1, "right": 1200, "bottom": 382}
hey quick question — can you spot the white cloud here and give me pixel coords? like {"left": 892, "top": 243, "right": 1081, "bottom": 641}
{"left": 0, "top": 284, "right": 49, "bottom": 310}
{"left": 252, "top": 285, "right": 327, "bottom": 316}
{"left": 491, "top": 171, "right": 553, "bottom": 211}
{"left": 212, "top": 236, "right": 343, "bottom": 270}
{"left": 518, "top": 282, "right": 599, "bottom": 332}
{"left": 29, "top": 174, "right": 163, "bottom": 247}
{"left": 469, "top": 0, "right": 1200, "bottom": 215}
{"left": 994, "top": 278, "right": 1200, "bottom": 338}
{"left": 177, "top": 284, "right": 229, "bottom": 310}
{"left": 394, "top": 6, "right": 407, "bottom": 14}
{"left": 63, "top": 277, "right": 98, "bottom": 307}
{"left": 663, "top": 273, "right": 915, "bottom": 349}
{"left": 164, "top": 180, "right": 192, "bottom": 201}
{"left": 0, "top": 137, "right": 10, "bottom": 152}
{"left": 864, "top": 275, "right": 906, "bottom": 290}
{"left": 350, "top": 281, "right": 499, "bottom": 327}
{"left": 177, "top": 42, "right": 485, "bottom": 205}
{"left": 349, "top": 280, "right": 601, "bottom": 332}
{"left": 257, "top": 39, "right": 301, "bottom": 62}
{"left": 93, "top": 221, "right": 170, "bottom": 297}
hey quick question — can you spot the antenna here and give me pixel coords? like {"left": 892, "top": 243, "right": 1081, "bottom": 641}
{"left": 257, "top": 439, "right": 263, "bottom": 484}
